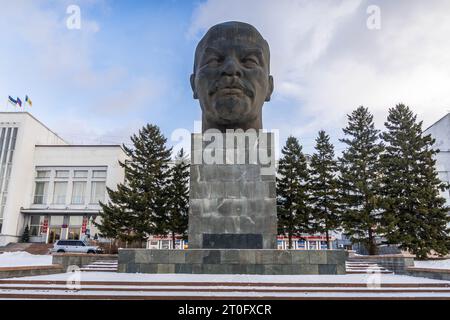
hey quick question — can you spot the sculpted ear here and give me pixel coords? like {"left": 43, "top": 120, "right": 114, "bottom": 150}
{"left": 265, "top": 75, "right": 274, "bottom": 102}
{"left": 190, "top": 74, "right": 198, "bottom": 99}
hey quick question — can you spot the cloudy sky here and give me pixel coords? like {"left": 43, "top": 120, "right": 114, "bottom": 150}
{"left": 1, "top": 0, "right": 449, "bottom": 155}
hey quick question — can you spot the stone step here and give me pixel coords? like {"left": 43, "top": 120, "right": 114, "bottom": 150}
{"left": 347, "top": 271, "right": 393, "bottom": 274}
{"left": 83, "top": 264, "right": 118, "bottom": 267}
{"left": 0, "top": 283, "right": 449, "bottom": 299}
{"left": 1, "top": 284, "right": 450, "bottom": 293}
{"left": 346, "top": 264, "right": 385, "bottom": 266}
{"left": 80, "top": 269, "right": 117, "bottom": 272}
{"left": 1, "top": 278, "right": 448, "bottom": 288}
{"left": 79, "top": 260, "right": 118, "bottom": 272}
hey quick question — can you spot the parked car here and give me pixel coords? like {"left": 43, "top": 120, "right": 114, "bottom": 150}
{"left": 51, "top": 240, "right": 103, "bottom": 254}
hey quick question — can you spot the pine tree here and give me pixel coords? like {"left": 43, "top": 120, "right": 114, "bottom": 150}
{"left": 165, "top": 148, "right": 190, "bottom": 249}
{"left": 95, "top": 124, "right": 172, "bottom": 245}
{"left": 277, "top": 136, "right": 310, "bottom": 249}
{"left": 21, "top": 225, "right": 30, "bottom": 243}
{"left": 380, "top": 104, "right": 450, "bottom": 259}
{"left": 309, "top": 130, "right": 340, "bottom": 249}
{"left": 339, "top": 106, "right": 384, "bottom": 255}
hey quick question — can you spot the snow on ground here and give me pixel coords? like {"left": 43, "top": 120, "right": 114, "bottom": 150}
{"left": 2, "top": 289, "right": 450, "bottom": 298}
{"left": 414, "top": 259, "right": 450, "bottom": 270}
{"left": 0, "top": 252, "right": 52, "bottom": 267}
{"left": 11, "top": 272, "right": 450, "bottom": 284}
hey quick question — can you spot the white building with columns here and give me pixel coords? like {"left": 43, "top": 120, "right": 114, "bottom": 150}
{"left": 0, "top": 112, "right": 127, "bottom": 245}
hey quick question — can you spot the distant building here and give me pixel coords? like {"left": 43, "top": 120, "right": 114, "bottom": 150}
{"left": 0, "top": 112, "right": 127, "bottom": 245}
{"left": 146, "top": 234, "right": 337, "bottom": 250}
{"left": 424, "top": 112, "right": 450, "bottom": 208}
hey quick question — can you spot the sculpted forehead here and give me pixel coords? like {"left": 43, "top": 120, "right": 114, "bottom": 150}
{"left": 194, "top": 21, "right": 270, "bottom": 71}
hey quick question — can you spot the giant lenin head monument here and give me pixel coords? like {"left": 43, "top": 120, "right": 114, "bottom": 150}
{"left": 118, "top": 21, "right": 346, "bottom": 275}
{"left": 189, "top": 21, "right": 277, "bottom": 250}
{"left": 190, "top": 21, "right": 274, "bottom": 133}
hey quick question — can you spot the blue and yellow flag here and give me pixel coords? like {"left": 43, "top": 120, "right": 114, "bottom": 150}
{"left": 25, "top": 95, "right": 32, "bottom": 107}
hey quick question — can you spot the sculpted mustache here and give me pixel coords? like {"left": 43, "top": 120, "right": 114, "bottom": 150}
{"left": 209, "top": 81, "right": 254, "bottom": 98}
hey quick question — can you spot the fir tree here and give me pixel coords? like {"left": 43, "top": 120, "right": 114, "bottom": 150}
{"left": 309, "top": 130, "right": 340, "bottom": 249}
{"left": 339, "top": 106, "right": 384, "bottom": 255}
{"left": 21, "top": 225, "right": 30, "bottom": 243}
{"left": 165, "top": 148, "right": 190, "bottom": 249}
{"left": 95, "top": 124, "right": 172, "bottom": 245}
{"left": 277, "top": 136, "right": 310, "bottom": 249}
{"left": 380, "top": 104, "right": 450, "bottom": 259}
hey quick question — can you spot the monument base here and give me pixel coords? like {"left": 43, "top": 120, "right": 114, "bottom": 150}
{"left": 118, "top": 249, "right": 347, "bottom": 275}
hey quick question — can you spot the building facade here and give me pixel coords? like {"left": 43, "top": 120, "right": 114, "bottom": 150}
{"left": 0, "top": 112, "right": 127, "bottom": 245}
{"left": 424, "top": 113, "right": 450, "bottom": 208}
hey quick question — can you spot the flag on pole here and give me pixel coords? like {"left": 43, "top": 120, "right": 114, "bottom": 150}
{"left": 25, "top": 95, "right": 32, "bottom": 107}
{"left": 16, "top": 97, "right": 22, "bottom": 107}
{"left": 8, "top": 96, "right": 17, "bottom": 106}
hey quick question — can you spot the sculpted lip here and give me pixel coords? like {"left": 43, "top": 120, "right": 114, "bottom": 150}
{"left": 217, "top": 87, "right": 244, "bottom": 96}
{"left": 209, "top": 84, "right": 254, "bottom": 98}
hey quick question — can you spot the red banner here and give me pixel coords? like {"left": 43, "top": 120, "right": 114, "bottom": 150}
{"left": 41, "top": 218, "right": 48, "bottom": 233}
{"left": 81, "top": 216, "right": 88, "bottom": 233}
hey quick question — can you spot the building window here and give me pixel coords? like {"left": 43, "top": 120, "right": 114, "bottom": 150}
{"left": 90, "top": 181, "right": 106, "bottom": 204}
{"left": 92, "top": 170, "right": 107, "bottom": 178}
{"left": 67, "top": 216, "right": 82, "bottom": 240}
{"left": 297, "top": 240, "right": 306, "bottom": 250}
{"left": 74, "top": 170, "right": 88, "bottom": 178}
{"left": 33, "top": 182, "right": 48, "bottom": 204}
{"left": 50, "top": 215, "right": 64, "bottom": 226}
{"left": 36, "top": 170, "right": 51, "bottom": 178}
{"left": 68, "top": 228, "right": 81, "bottom": 240}
{"left": 71, "top": 181, "right": 86, "bottom": 204}
{"left": 0, "top": 128, "right": 18, "bottom": 215}
{"left": 53, "top": 182, "right": 67, "bottom": 204}
{"left": 55, "top": 170, "right": 69, "bottom": 178}
{"left": 69, "top": 215, "right": 83, "bottom": 226}
{"left": 29, "top": 215, "right": 43, "bottom": 236}
{"left": 309, "top": 241, "right": 318, "bottom": 250}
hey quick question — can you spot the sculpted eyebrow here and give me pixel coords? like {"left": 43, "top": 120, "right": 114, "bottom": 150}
{"left": 203, "top": 47, "right": 222, "bottom": 57}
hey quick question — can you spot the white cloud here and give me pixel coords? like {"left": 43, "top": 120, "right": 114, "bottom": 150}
{"left": 189, "top": 0, "right": 450, "bottom": 141}
{"left": 0, "top": 0, "right": 165, "bottom": 144}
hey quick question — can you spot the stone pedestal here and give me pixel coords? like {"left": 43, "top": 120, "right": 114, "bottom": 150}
{"left": 188, "top": 132, "right": 277, "bottom": 249}
{"left": 118, "top": 249, "right": 347, "bottom": 275}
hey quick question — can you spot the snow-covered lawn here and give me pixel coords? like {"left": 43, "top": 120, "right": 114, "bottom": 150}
{"left": 0, "top": 252, "right": 53, "bottom": 267}
{"left": 414, "top": 259, "right": 450, "bottom": 270}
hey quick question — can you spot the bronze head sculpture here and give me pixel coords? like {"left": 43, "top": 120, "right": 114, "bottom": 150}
{"left": 190, "top": 21, "right": 274, "bottom": 133}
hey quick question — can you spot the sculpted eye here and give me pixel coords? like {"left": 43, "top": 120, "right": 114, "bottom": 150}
{"left": 242, "top": 55, "right": 259, "bottom": 67}
{"left": 205, "top": 56, "right": 222, "bottom": 67}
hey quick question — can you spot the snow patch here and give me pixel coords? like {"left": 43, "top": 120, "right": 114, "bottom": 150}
{"left": 11, "top": 272, "right": 450, "bottom": 284}
{"left": 0, "top": 252, "right": 53, "bottom": 267}
{"left": 414, "top": 259, "right": 450, "bottom": 270}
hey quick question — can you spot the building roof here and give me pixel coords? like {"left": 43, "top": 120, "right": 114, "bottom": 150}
{"left": 35, "top": 144, "right": 126, "bottom": 153}
{"left": 0, "top": 112, "right": 68, "bottom": 144}
{"left": 424, "top": 112, "right": 450, "bottom": 132}
{"left": 0, "top": 112, "right": 128, "bottom": 153}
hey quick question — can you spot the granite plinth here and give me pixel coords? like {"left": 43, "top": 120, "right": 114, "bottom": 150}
{"left": 118, "top": 249, "right": 347, "bottom": 275}
{"left": 188, "top": 132, "right": 277, "bottom": 249}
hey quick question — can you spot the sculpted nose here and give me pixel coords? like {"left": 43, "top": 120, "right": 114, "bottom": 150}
{"left": 221, "top": 57, "right": 242, "bottom": 77}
